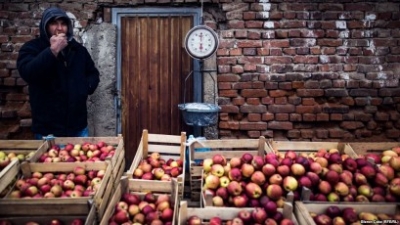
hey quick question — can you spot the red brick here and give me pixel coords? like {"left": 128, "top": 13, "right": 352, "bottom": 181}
{"left": 303, "top": 113, "right": 317, "bottom": 122}
{"left": 263, "top": 40, "right": 290, "bottom": 48}
{"left": 330, "top": 114, "right": 343, "bottom": 121}
{"left": 289, "top": 113, "right": 303, "bottom": 122}
{"left": 287, "top": 129, "right": 301, "bottom": 138}
{"left": 232, "top": 97, "right": 245, "bottom": 106}
{"left": 237, "top": 40, "right": 262, "bottom": 48}
{"left": 302, "top": 98, "right": 315, "bottom": 106}
{"left": 243, "top": 64, "right": 256, "bottom": 72}
{"left": 297, "top": 89, "right": 324, "bottom": 97}
{"left": 240, "top": 104, "right": 267, "bottom": 113}
{"left": 269, "top": 90, "right": 286, "bottom": 98}
{"left": 220, "top": 105, "right": 240, "bottom": 113}
{"left": 6, "top": 93, "right": 28, "bottom": 101}
{"left": 217, "top": 49, "right": 229, "bottom": 56}
{"left": 218, "top": 74, "right": 240, "bottom": 82}
{"left": 218, "top": 57, "right": 237, "bottom": 65}
{"left": 261, "top": 97, "right": 273, "bottom": 105}
{"left": 230, "top": 48, "right": 242, "bottom": 56}
{"left": 262, "top": 112, "right": 274, "bottom": 121}
{"left": 268, "top": 105, "right": 295, "bottom": 113}
{"left": 246, "top": 98, "right": 260, "bottom": 105}
{"left": 218, "top": 82, "right": 232, "bottom": 90}
{"left": 315, "top": 129, "right": 329, "bottom": 139}
{"left": 235, "top": 30, "right": 247, "bottom": 38}
{"left": 245, "top": 21, "right": 263, "bottom": 28}
{"left": 219, "top": 113, "right": 229, "bottom": 121}
{"left": 231, "top": 65, "right": 244, "bottom": 73}
{"left": 219, "top": 90, "right": 238, "bottom": 98}
{"left": 275, "top": 113, "right": 289, "bottom": 121}
{"left": 247, "top": 113, "right": 261, "bottom": 122}
{"left": 240, "top": 121, "right": 267, "bottom": 130}
{"left": 219, "top": 121, "right": 240, "bottom": 130}
{"left": 329, "top": 129, "right": 345, "bottom": 138}
{"left": 301, "top": 129, "right": 314, "bottom": 138}
{"left": 268, "top": 121, "right": 293, "bottom": 130}
{"left": 243, "top": 11, "right": 255, "bottom": 20}
{"left": 316, "top": 113, "right": 329, "bottom": 121}
{"left": 247, "top": 130, "right": 261, "bottom": 138}
{"left": 218, "top": 65, "right": 231, "bottom": 73}
{"left": 257, "top": 48, "right": 270, "bottom": 56}
{"left": 274, "top": 97, "right": 287, "bottom": 105}
{"left": 386, "top": 129, "right": 400, "bottom": 138}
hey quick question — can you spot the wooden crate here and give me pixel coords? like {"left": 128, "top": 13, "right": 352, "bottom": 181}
{"left": 188, "top": 136, "right": 272, "bottom": 201}
{"left": 0, "top": 159, "right": 19, "bottom": 196}
{"left": 267, "top": 140, "right": 358, "bottom": 158}
{"left": 0, "top": 140, "right": 43, "bottom": 195}
{"left": 0, "top": 203, "right": 97, "bottom": 225}
{"left": 100, "top": 176, "right": 179, "bottom": 225}
{"left": 178, "top": 200, "right": 298, "bottom": 225}
{"left": 126, "top": 129, "right": 187, "bottom": 199}
{"left": 0, "top": 140, "right": 43, "bottom": 154}
{"left": 295, "top": 201, "right": 399, "bottom": 225}
{"left": 346, "top": 142, "right": 400, "bottom": 156}
{"left": 27, "top": 135, "right": 124, "bottom": 169}
{"left": 0, "top": 161, "right": 114, "bottom": 219}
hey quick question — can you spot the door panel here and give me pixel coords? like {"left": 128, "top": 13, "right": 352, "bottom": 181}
{"left": 121, "top": 15, "right": 193, "bottom": 166}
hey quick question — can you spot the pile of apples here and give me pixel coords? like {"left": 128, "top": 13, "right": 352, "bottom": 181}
{"left": 132, "top": 152, "right": 183, "bottom": 181}
{"left": 186, "top": 208, "right": 295, "bottom": 225}
{"left": 37, "top": 141, "right": 116, "bottom": 163}
{"left": 202, "top": 147, "right": 400, "bottom": 207}
{"left": 202, "top": 152, "right": 295, "bottom": 208}
{"left": 311, "top": 205, "right": 400, "bottom": 225}
{"left": 296, "top": 147, "right": 400, "bottom": 202}
{"left": 0, "top": 150, "right": 36, "bottom": 170}
{"left": 108, "top": 192, "right": 174, "bottom": 225}
{"left": 7, "top": 166, "right": 104, "bottom": 199}
{"left": 0, "top": 219, "right": 84, "bottom": 225}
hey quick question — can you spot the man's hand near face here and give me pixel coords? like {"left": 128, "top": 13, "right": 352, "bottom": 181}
{"left": 50, "top": 32, "right": 68, "bottom": 56}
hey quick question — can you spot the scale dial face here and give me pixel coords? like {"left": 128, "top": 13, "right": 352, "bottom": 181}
{"left": 185, "top": 25, "right": 219, "bottom": 60}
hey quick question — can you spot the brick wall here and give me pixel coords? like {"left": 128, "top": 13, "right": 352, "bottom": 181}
{"left": 0, "top": 0, "right": 399, "bottom": 142}
{"left": 216, "top": 0, "right": 400, "bottom": 141}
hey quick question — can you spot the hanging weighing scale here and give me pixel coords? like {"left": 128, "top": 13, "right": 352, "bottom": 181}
{"left": 178, "top": 2, "right": 220, "bottom": 127}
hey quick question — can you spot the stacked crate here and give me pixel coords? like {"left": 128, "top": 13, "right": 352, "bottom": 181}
{"left": 126, "top": 129, "right": 187, "bottom": 200}
{"left": 100, "top": 176, "right": 179, "bottom": 225}
{"left": 188, "top": 136, "right": 272, "bottom": 203}
{"left": 0, "top": 136, "right": 125, "bottom": 224}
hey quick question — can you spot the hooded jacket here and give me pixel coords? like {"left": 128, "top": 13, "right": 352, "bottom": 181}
{"left": 17, "top": 7, "right": 100, "bottom": 137}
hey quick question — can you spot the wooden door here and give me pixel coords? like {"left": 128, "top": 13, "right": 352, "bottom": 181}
{"left": 121, "top": 16, "right": 193, "bottom": 166}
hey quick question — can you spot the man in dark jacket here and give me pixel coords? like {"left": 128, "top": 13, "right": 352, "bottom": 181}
{"left": 17, "top": 7, "right": 100, "bottom": 139}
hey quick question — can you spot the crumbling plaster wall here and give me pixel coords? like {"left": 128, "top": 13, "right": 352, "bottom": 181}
{"left": 82, "top": 23, "right": 118, "bottom": 137}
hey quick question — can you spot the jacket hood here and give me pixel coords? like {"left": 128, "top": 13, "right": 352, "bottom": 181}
{"left": 40, "top": 7, "right": 73, "bottom": 43}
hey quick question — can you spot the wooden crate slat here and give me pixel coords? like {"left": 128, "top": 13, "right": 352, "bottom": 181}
{"left": 21, "top": 161, "right": 108, "bottom": 177}
{"left": 0, "top": 140, "right": 43, "bottom": 150}
{"left": 192, "top": 150, "right": 260, "bottom": 160}
{"left": 148, "top": 144, "right": 182, "bottom": 155}
{"left": 267, "top": 141, "right": 358, "bottom": 158}
{"left": 347, "top": 142, "right": 400, "bottom": 155}
{"left": 147, "top": 133, "right": 184, "bottom": 143}
{"left": 0, "top": 159, "right": 19, "bottom": 194}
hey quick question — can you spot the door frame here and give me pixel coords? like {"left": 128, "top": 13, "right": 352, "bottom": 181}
{"left": 111, "top": 7, "right": 203, "bottom": 135}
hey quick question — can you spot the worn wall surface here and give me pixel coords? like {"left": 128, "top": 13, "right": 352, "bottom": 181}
{"left": 83, "top": 23, "right": 117, "bottom": 136}
{"left": 0, "top": 0, "right": 400, "bottom": 142}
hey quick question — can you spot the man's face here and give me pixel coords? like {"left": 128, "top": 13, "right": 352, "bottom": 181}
{"left": 47, "top": 18, "right": 68, "bottom": 36}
